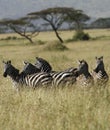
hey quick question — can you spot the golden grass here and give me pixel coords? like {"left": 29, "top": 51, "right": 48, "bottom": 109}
{"left": 0, "top": 29, "right": 110, "bottom": 130}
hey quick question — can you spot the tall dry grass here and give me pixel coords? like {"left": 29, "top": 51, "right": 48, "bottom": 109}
{"left": 0, "top": 29, "right": 110, "bottom": 130}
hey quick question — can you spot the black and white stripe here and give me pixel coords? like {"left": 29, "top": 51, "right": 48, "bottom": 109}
{"left": 76, "top": 60, "right": 94, "bottom": 87}
{"left": 22, "top": 61, "right": 78, "bottom": 87}
{"left": 50, "top": 70, "right": 77, "bottom": 87}
{"left": 3, "top": 60, "right": 53, "bottom": 91}
{"left": 35, "top": 57, "right": 52, "bottom": 73}
{"left": 22, "top": 61, "right": 41, "bottom": 75}
{"left": 92, "top": 56, "right": 109, "bottom": 84}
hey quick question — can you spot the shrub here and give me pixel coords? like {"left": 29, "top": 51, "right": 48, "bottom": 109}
{"left": 73, "top": 31, "right": 90, "bottom": 41}
{"left": 37, "top": 40, "right": 45, "bottom": 45}
{"left": 3, "top": 36, "right": 17, "bottom": 40}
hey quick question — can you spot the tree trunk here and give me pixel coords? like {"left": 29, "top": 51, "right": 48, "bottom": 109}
{"left": 24, "top": 35, "right": 34, "bottom": 44}
{"left": 51, "top": 24, "right": 64, "bottom": 43}
{"left": 54, "top": 29, "right": 64, "bottom": 43}
{"left": 9, "top": 25, "right": 34, "bottom": 44}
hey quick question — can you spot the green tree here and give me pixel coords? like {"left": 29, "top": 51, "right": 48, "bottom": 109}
{"left": 28, "top": 7, "right": 90, "bottom": 42}
{"left": 0, "top": 18, "right": 40, "bottom": 44}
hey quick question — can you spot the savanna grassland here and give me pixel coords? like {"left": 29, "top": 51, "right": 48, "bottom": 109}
{"left": 0, "top": 29, "right": 110, "bottom": 130}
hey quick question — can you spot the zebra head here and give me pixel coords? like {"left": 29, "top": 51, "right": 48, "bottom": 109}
{"left": 77, "top": 60, "right": 89, "bottom": 76}
{"left": 34, "top": 57, "right": 52, "bottom": 72}
{"left": 2, "top": 60, "right": 19, "bottom": 78}
{"left": 22, "top": 61, "right": 40, "bottom": 75}
{"left": 94, "top": 56, "right": 105, "bottom": 73}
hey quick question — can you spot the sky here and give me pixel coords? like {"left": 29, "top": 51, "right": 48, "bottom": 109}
{"left": 0, "top": 0, "right": 110, "bottom": 19}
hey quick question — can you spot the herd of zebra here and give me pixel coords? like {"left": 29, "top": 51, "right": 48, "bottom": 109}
{"left": 2, "top": 56, "right": 109, "bottom": 91}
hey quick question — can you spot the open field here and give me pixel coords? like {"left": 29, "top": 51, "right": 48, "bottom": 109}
{"left": 0, "top": 29, "right": 110, "bottom": 130}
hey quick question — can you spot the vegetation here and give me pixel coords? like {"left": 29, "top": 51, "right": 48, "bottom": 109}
{"left": 0, "top": 7, "right": 90, "bottom": 43}
{"left": 0, "top": 29, "right": 110, "bottom": 130}
{"left": 28, "top": 7, "right": 90, "bottom": 43}
{"left": 0, "top": 18, "right": 40, "bottom": 44}
{"left": 91, "top": 18, "right": 110, "bottom": 28}
{"left": 73, "top": 31, "right": 90, "bottom": 41}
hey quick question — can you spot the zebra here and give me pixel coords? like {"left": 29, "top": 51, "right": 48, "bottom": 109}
{"left": 34, "top": 57, "right": 52, "bottom": 73}
{"left": 51, "top": 70, "right": 78, "bottom": 87}
{"left": 92, "top": 56, "right": 109, "bottom": 85}
{"left": 76, "top": 60, "right": 94, "bottom": 87}
{"left": 22, "top": 61, "right": 41, "bottom": 75}
{"left": 2, "top": 60, "right": 53, "bottom": 91}
{"left": 22, "top": 60, "right": 78, "bottom": 87}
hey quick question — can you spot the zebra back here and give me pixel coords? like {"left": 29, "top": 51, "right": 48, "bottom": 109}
{"left": 23, "top": 61, "right": 78, "bottom": 87}
{"left": 50, "top": 70, "right": 77, "bottom": 87}
{"left": 24, "top": 72, "right": 53, "bottom": 88}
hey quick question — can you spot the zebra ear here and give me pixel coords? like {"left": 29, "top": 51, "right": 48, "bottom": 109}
{"left": 23, "top": 61, "right": 28, "bottom": 65}
{"left": 100, "top": 56, "right": 103, "bottom": 59}
{"left": 95, "top": 57, "right": 98, "bottom": 60}
{"left": 77, "top": 60, "right": 81, "bottom": 64}
{"left": 8, "top": 60, "right": 11, "bottom": 64}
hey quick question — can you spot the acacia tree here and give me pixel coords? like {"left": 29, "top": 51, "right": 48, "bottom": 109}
{"left": 28, "top": 7, "right": 90, "bottom": 42}
{"left": 63, "top": 9, "right": 90, "bottom": 40}
{"left": 64, "top": 9, "right": 90, "bottom": 31}
{"left": 0, "top": 18, "right": 40, "bottom": 44}
{"left": 28, "top": 7, "right": 75, "bottom": 43}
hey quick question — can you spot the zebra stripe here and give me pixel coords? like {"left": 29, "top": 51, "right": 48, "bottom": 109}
{"left": 50, "top": 71, "right": 77, "bottom": 87}
{"left": 24, "top": 72, "right": 52, "bottom": 88}
{"left": 22, "top": 61, "right": 77, "bottom": 87}
{"left": 2, "top": 60, "right": 53, "bottom": 91}
{"left": 35, "top": 57, "right": 52, "bottom": 73}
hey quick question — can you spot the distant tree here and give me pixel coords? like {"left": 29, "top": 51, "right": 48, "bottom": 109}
{"left": 0, "top": 18, "right": 40, "bottom": 44}
{"left": 64, "top": 9, "right": 90, "bottom": 40}
{"left": 0, "top": 24, "right": 8, "bottom": 33}
{"left": 28, "top": 7, "right": 71, "bottom": 43}
{"left": 64, "top": 9, "right": 90, "bottom": 31}
{"left": 28, "top": 7, "right": 90, "bottom": 42}
{"left": 91, "top": 18, "right": 110, "bottom": 28}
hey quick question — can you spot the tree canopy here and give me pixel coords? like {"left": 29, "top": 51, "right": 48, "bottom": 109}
{"left": 28, "top": 7, "right": 90, "bottom": 43}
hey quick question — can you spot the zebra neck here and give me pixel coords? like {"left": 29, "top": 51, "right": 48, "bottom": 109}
{"left": 9, "top": 73, "right": 19, "bottom": 82}
{"left": 12, "top": 72, "right": 26, "bottom": 83}
{"left": 94, "top": 65, "right": 105, "bottom": 73}
{"left": 83, "top": 72, "right": 92, "bottom": 78}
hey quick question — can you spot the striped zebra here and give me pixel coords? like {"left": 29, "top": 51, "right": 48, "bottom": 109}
{"left": 22, "top": 61, "right": 78, "bottom": 87}
{"left": 2, "top": 60, "right": 53, "bottom": 91}
{"left": 76, "top": 60, "right": 94, "bottom": 87}
{"left": 92, "top": 56, "right": 109, "bottom": 85}
{"left": 22, "top": 61, "right": 41, "bottom": 75}
{"left": 35, "top": 57, "right": 52, "bottom": 73}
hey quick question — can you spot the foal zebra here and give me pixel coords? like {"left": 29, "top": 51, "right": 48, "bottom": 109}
{"left": 76, "top": 60, "right": 94, "bottom": 87}
{"left": 23, "top": 61, "right": 78, "bottom": 87}
{"left": 3, "top": 60, "right": 53, "bottom": 91}
{"left": 92, "top": 56, "right": 109, "bottom": 85}
{"left": 35, "top": 57, "right": 52, "bottom": 73}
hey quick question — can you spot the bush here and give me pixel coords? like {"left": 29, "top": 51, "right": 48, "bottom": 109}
{"left": 73, "top": 31, "right": 90, "bottom": 41}
{"left": 37, "top": 40, "right": 45, "bottom": 45}
{"left": 3, "top": 36, "right": 17, "bottom": 40}
{"left": 44, "top": 42, "right": 68, "bottom": 51}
